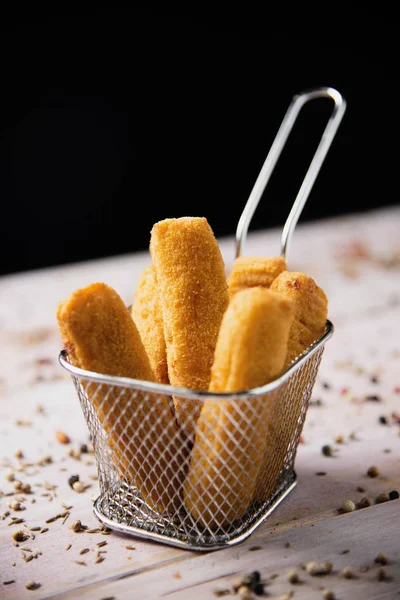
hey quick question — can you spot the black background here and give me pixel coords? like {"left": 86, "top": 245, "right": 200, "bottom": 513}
{"left": 1, "top": 10, "right": 398, "bottom": 276}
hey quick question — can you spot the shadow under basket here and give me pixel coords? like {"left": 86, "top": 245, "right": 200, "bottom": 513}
{"left": 58, "top": 320, "right": 333, "bottom": 551}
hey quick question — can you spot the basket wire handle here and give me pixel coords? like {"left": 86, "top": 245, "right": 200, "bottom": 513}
{"left": 235, "top": 86, "right": 347, "bottom": 262}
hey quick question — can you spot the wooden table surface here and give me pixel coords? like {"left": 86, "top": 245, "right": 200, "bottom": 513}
{"left": 1, "top": 206, "right": 400, "bottom": 600}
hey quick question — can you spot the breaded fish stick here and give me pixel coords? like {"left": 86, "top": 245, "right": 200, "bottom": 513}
{"left": 270, "top": 271, "right": 328, "bottom": 366}
{"left": 131, "top": 264, "right": 169, "bottom": 384}
{"left": 228, "top": 256, "right": 287, "bottom": 297}
{"left": 183, "top": 287, "right": 294, "bottom": 528}
{"left": 253, "top": 271, "right": 328, "bottom": 503}
{"left": 150, "top": 217, "right": 229, "bottom": 436}
{"left": 57, "top": 282, "right": 186, "bottom": 513}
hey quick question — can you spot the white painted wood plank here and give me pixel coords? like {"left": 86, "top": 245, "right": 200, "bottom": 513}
{"left": 0, "top": 207, "right": 399, "bottom": 599}
{"left": 45, "top": 500, "right": 400, "bottom": 600}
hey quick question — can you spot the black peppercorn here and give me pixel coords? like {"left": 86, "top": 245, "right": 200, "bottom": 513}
{"left": 68, "top": 474, "right": 80, "bottom": 488}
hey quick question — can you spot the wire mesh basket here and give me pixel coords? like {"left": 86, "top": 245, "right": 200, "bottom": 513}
{"left": 59, "top": 323, "right": 332, "bottom": 550}
{"left": 58, "top": 87, "right": 345, "bottom": 550}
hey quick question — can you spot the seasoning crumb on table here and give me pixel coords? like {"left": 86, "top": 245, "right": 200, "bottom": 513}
{"left": 56, "top": 431, "right": 71, "bottom": 444}
{"left": 367, "top": 465, "right": 380, "bottom": 478}
{"left": 341, "top": 566, "right": 354, "bottom": 578}
{"left": 342, "top": 499, "right": 356, "bottom": 513}
{"left": 376, "top": 567, "right": 390, "bottom": 581}
{"left": 11, "top": 529, "right": 29, "bottom": 542}
{"left": 322, "top": 590, "right": 336, "bottom": 600}
{"left": 375, "top": 492, "right": 390, "bottom": 504}
{"left": 357, "top": 496, "right": 372, "bottom": 509}
{"left": 287, "top": 570, "right": 300, "bottom": 584}
{"left": 305, "top": 561, "right": 333, "bottom": 576}
{"left": 25, "top": 580, "right": 41, "bottom": 591}
{"left": 374, "top": 552, "right": 389, "bottom": 565}
{"left": 321, "top": 445, "right": 335, "bottom": 457}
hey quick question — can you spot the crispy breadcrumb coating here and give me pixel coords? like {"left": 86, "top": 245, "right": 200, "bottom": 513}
{"left": 183, "top": 287, "right": 294, "bottom": 527}
{"left": 57, "top": 282, "right": 187, "bottom": 513}
{"left": 131, "top": 264, "right": 169, "bottom": 384}
{"left": 228, "top": 255, "right": 287, "bottom": 297}
{"left": 150, "top": 217, "right": 229, "bottom": 437}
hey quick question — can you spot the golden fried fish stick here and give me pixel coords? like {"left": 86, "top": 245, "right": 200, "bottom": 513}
{"left": 57, "top": 282, "right": 186, "bottom": 513}
{"left": 270, "top": 271, "right": 328, "bottom": 366}
{"left": 150, "top": 217, "right": 229, "bottom": 437}
{"left": 183, "top": 287, "right": 294, "bottom": 528}
{"left": 131, "top": 264, "right": 169, "bottom": 384}
{"left": 227, "top": 256, "right": 287, "bottom": 297}
{"left": 252, "top": 271, "right": 328, "bottom": 503}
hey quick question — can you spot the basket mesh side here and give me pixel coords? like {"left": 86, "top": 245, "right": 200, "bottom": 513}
{"left": 71, "top": 345, "right": 324, "bottom": 547}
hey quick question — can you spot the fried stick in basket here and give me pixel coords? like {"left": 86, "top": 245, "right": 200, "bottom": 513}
{"left": 227, "top": 255, "right": 287, "bottom": 297}
{"left": 253, "top": 270, "right": 328, "bottom": 502}
{"left": 57, "top": 282, "right": 187, "bottom": 513}
{"left": 131, "top": 264, "right": 169, "bottom": 385}
{"left": 183, "top": 287, "right": 294, "bottom": 528}
{"left": 150, "top": 217, "right": 230, "bottom": 438}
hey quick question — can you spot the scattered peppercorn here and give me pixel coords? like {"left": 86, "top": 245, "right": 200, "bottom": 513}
{"left": 72, "top": 481, "right": 85, "bottom": 493}
{"left": 367, "top": 466, "right": 380, "bottom": 478}
{"left": 70, "top": 520, "right": 83, "bottom": 532}
{"left": 389, "top": 490, "right": 399, "bottom": 500}
{"left": 237, "top": 587, "right": 253, "bottom": 600}
{"left": 342, "top": 500, "right": 356, "bottom": 513}
{"left": 316, "top": 472, "right": 327, "bottom": 476}
{"left": 232, "top": 572, "right": 263, "bottom": 596}
{"left": 379, "top": 416, "right": 388, "bottom": 425}
{"left": 341, "top": 566, "right": 353, "bottom": 579}
{"left": 322, "top": 445, "right": 334, "bottom": 457}
{"left": 357, "top": 497, "right": 372, "bottom": 509}
{"left": 68, "top": 475, "right": 80, "bottom": 488}
{"left": 252, "top": 582, "right": 264, "bottom": 596}
{"left": 322, "top": 382, "right": 331, "bottom": 389}
{"left": 11, "top": 529, "right": 29, "bottom": 542}
{"left": 376, "top": 567, "right": 389, "bottom": 581}
{"left": 241, "top": 571, "right": 261, "bottom": 589}
{"left": 25, "top": 581, "right": 40, "bottom": 591}
{"left": 4, "top": 469, "right": 15, "bottom": 482}
{"left": 370, "top": 375, "right": 379, "bottom": 384}
{"left": 8, "top": 501, "right": 24, "bottom": 511}
{"left": 374, "top": 552, "right": 388, "bottom": 565}
{"left": 375, "top": 493, "right": 390, "bottom": 504}
{"left": 287, "top": 570, "right": 300, "bottom": 584}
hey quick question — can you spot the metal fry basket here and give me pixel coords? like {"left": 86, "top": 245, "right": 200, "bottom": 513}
{"left": 59, "top": 87, "right": 345, "bottom": 550}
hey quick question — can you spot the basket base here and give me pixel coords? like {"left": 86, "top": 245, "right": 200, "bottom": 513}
{"left": 93, "top": 470, "right": 297, "bottom": 551}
